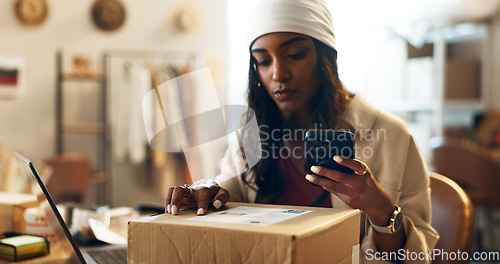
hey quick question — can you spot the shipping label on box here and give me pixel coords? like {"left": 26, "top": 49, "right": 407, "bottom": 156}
{"left": 128, "top": 202, "right": 360, "bottom": 264}
{"left": 185, "top": 206, "right": 312, "bottom": 226}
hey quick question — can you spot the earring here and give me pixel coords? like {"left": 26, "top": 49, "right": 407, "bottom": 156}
{"left": 257, "top": 82, "right": 261, "bottom": 87}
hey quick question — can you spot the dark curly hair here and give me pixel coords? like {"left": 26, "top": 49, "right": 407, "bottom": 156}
{"left": 242, "top": 38, "right": 351, "bottom": 203}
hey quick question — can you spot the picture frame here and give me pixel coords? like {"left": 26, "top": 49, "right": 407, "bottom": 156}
{"left": 0, "top": 56, "right": 25, "bottom": 100}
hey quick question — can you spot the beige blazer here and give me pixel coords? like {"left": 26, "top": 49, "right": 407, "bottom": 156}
{"left": 214, "top": 94, "right": 439, "bottom": 263}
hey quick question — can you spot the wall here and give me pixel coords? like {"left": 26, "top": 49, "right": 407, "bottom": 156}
{"left": 0, "top": 0, "right": 227, "bottom": 206}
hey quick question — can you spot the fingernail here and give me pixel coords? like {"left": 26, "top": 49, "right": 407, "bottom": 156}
{"left": 167, "top": 204, "right": 171, "bottom": 213}
{"left": 310, "top": 166, "right": 319, "bottom": 173}
{"left": 305, "top": 174, "right": 316, "bottom": 182}
{"left": 333, "top": 155, "right": 343, "bottom": 163}
{"left": 213, "top": 200, "right": 222, "bottom": 209}
{"left": 171, "top": 205, "right": 178, "bottom": 215}
{"left": 197, "top": 208, "right": 205, "bottom": 215}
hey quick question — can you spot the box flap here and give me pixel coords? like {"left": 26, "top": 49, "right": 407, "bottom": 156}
{"left": 128, "top": 202, "right": 361, "bottom": 264}
{"left": 0, "top": 192, "right": 38, "bottom": 216}
{"left": 130, "top": 202, "right": 359, "bottom": 236}
{"left": 0, "top": 192, "right": 37, "bottom": 205}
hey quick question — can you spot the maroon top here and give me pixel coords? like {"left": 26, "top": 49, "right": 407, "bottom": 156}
{"left": 276, "top": 155, "right": 332, "bottom": 208}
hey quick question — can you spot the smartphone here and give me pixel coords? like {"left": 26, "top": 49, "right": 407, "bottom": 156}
{"left": 305, "top": 130, "right": 355, "bottom": 175}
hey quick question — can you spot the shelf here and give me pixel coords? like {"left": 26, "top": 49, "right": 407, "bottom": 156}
{"left": 443, "top": 99, "right": 485, "bottom": 110}
{"left": 56, "top": 50, "right": 109, "bottom": 205}
{"left": 62, "top": 122, "right": 106, "bottom": 134}
{"left": 60, "top": 73, "right": 104, "bottom": 82}
{"left": 90, "top": 171, "right": 106, "bottom": 184}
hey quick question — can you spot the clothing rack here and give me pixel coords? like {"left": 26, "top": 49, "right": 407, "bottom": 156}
{"left": 102, "top": 49, "right": 201, "bottom": 74}
{"left": 102, "top": 49, "right": 201, "bottom": 205}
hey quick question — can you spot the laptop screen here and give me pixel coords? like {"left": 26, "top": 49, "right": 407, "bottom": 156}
{"left": 15, "top": 152, "right": 86, "bottom": 264}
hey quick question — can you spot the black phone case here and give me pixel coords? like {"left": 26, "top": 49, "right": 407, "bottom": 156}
{"left": 305, "top": 130, "right": 355, "bottom": 174}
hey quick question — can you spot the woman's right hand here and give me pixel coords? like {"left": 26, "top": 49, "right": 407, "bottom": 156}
{"left": 165, "top": 179, "right": 230, "bottom": 216}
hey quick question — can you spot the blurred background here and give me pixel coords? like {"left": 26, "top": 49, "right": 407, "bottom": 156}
{"left": 1, "top": 0, "right": 500, "bottom": 253}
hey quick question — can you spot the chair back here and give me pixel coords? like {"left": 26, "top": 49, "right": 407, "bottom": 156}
{"left": 430, "top": 172, "right": 475, "bottom": 264}
{"left": 45, "top": 153, "right": 90, "bottom": 203}
{"left": 430, "top": 137, "right": 500, "bottom": 208}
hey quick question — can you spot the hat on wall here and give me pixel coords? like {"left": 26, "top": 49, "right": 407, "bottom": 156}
{"left": 247, "top": 0, "right": 336, "bottom": 51}
{"left": 91, "top": 0, "right": 126, "bottom": 32}
{"left": 14, "top": 0, "right": 49, "bottom": 27}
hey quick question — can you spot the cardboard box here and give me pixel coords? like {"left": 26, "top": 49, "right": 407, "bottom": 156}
{"left": 0, "top": 192, "right": 39, "bottom": 233}
{"left": 445, "top": 60, "right": 481, "bottom": 99}
{"left": 407, "top": 42, "right": 434, "bottom": 58}
{"left": 128, "top": 202, "right": 360, "bottom": 264}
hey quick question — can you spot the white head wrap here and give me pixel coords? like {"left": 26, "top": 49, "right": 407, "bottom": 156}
{"left": 247, "top": 0, "right": 336, "bottom": 51}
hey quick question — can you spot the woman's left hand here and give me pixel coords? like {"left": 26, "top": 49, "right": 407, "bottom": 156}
{"left": 305, "top": 155, "right": 395, "bottom": 226}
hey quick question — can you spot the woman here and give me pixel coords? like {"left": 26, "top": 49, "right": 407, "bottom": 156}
{"left": 165, "top": 0, "right": 438, "bottom": 262}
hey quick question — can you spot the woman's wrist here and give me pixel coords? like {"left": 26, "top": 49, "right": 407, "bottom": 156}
{"left": 368, "top": 201, "right": 396, "bottom": 226}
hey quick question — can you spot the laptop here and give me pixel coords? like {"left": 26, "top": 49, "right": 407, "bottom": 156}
{"left": 15, "top": 152, "right": 127, "bottom": 264}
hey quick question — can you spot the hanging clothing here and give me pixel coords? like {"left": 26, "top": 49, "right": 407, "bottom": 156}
{"left": 114, "top": 62, "right": 151, "bottom": 164}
